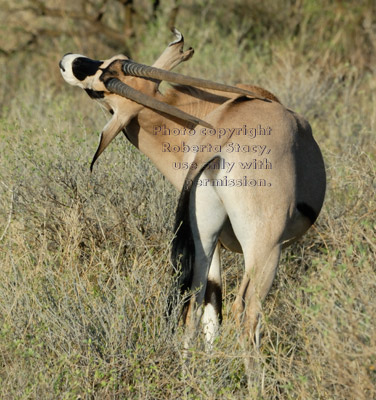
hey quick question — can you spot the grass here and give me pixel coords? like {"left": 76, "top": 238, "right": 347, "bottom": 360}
{"left": 0, "top": 1, "right": 375, "bottom": 398}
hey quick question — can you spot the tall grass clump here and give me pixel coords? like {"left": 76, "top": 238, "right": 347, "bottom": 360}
{"left": 0, "top": 0, "right": 375, "bottom": 398}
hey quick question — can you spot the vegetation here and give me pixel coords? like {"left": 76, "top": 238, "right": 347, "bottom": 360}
{"left": 0, "top": 0, "right": 375, "bottom": 398}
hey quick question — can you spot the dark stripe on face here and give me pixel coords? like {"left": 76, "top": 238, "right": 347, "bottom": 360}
{"left": 204, "top": 280, "right": 222, "bottom": 324}
{"left": 72, "top": 57, "right": 102, "bottom": 81}
{"left": 85, "top": 89, "right": 105, "bottom": 99}
{"left": 297, "top": 202, "right": 318, "bottom": 224}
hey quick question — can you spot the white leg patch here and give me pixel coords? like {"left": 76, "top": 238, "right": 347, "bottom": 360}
{"left": 202, "top": 303, "right": 219, "bottom": 350}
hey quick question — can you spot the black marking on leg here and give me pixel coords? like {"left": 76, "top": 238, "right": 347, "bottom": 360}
{"left": 297, "top": 202, "right": 318, "bottom": 224}
{"left": 204, "top": 280, "right": 223, "bottom": 324}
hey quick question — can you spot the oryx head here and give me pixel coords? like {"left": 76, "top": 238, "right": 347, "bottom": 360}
{"left": 59, "top": 30, "right": 266, "bottom": 170}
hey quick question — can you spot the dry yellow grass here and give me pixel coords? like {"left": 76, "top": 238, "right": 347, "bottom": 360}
{"left": 0, "top": 1, "right": 375, "bottom": 398}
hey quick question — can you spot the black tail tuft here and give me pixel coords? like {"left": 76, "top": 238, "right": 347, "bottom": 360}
{"left": 166, "top": 177, "right": 195, "bottom": 321}
{"left": 171, "top": 178, "right": 195, "bottom": 296}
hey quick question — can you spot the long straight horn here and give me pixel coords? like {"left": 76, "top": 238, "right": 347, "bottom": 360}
{"left": 105, "top": 78, "right": 213, "bottom": 128}
{"left": 121, "top": 60, "right": 269, "bottom": 101}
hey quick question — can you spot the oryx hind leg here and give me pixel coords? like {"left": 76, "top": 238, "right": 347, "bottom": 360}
{"left": 202, "top": 242, "right": 222, "bottom": 349}
{"left": 183, "top": 184, "right": 227, "bottom": 350}
{"left": 220, "top": 186, "right": 285, "bottom": 345}
{"left": 232, "top": 243, "right": 281, "bottom": 346}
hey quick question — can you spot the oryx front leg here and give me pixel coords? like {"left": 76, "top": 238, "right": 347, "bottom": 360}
{"left": 183, "top": 184, "right": 226, "bottom": 351}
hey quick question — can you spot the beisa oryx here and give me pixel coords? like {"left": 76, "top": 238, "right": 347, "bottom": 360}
{"left": 59, "top": 29, "right": 326, "bottom": 349}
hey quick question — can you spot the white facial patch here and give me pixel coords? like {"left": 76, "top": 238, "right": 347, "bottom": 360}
{"left": 59, "top": 53, "right": 87, "bottom": 88}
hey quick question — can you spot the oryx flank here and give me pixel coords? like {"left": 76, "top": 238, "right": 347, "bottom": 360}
{"left": 59, "top": 29, "right": 326, "bottom": 349}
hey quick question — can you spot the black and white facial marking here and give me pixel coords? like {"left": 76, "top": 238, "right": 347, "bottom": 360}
{"left": 59, "top": 53, "right": 104, "bottom": 89}
{"left": 59, "top": 53, "right": 130, "bottom": 94}
{"left": 84, "top": 88, "right": 105, "bottom": 99}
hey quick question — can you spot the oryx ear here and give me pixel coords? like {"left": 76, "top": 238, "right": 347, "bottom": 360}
{"left": 90, "top": 113, "right": 132, "bottom": 171}
{"left": 152, "top": 28, "right": 194, "bottom": 71}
